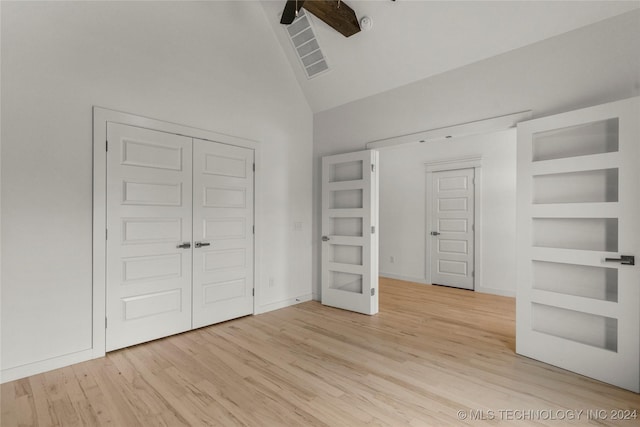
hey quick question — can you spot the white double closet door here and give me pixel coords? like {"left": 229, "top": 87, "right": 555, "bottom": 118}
{"left": 105, "top": 123, "right": 254, "bottom": 352}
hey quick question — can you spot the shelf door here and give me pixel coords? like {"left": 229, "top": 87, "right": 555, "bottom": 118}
{"left": 321, "top": 150, "right": 379, "bottom": 315}
{"left": 516, "top": 97, "right": 640, "bottom": 392}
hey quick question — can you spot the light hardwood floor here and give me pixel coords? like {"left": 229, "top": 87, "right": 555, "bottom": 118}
{"left": 2, "top": 278, "right": 639, "bottom": 426}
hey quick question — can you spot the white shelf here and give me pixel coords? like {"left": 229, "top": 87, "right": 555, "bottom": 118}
{"left": 531, "top": 151, "right": 619, "bottom": 175}
{"left": 531, "top": 202, "right": 619, "bottom": 218}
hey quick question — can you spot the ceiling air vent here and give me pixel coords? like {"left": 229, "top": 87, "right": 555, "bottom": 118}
{"left": 285, "top": 9, "right": 329, "bottom": 79}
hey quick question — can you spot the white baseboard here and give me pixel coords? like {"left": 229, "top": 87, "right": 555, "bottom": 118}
{"left": 475, "top": 286, "right": 516, "bottom": 298}
{"left": 381, "top": 272, "right": 516, "bottom": 298}
{"left": 1, "top": 348, "right": 98, "bottom": 384}
{"left": 2, "top": 293, "right": 317, "bottom": 384}
{"left": 257, "top": 293, "right": 312, "bottom": 314}
{"left": 379, "top": 272, "right": 430, "bottom": 285}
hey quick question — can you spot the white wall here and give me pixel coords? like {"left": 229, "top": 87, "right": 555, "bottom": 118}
{"left": 312, "top": 10, "right": 640, "bottom": 299}
{"left": 379, "top": 129, "right": 516, "bottom": 296}
{"left": 1, "top": 1, "right": 313, "bottom": 380}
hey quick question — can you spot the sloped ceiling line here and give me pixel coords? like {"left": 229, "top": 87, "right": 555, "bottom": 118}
{"left": 260, "top": 0, "right": 640, "bottom": 113}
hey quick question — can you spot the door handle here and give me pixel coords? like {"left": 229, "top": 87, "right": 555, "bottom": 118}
{"left": 604, "top": 255, "right": 635, "bottom": 265}
{"left": 322, "top": 236, "right": 330, "bottom": 242}
{"left": 177, "top": 242, "right": 191, "bottom": 249}
{"left": 195, "top": 242, "right": 210, "bottom": 248}
{"left": 430, "top": 231, "right": 440, "bottom": 236}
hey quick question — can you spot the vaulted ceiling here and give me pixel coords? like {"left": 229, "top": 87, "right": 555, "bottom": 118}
{"left": 260, "top": 0, "right": 640, "bottom": 113}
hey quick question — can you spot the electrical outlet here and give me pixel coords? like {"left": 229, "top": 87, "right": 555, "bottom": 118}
{"left": 294, "top": 221, "right": 303, "bottom": 231}
{"left": 390, "top": 256, "right": 395, "bottom": 263}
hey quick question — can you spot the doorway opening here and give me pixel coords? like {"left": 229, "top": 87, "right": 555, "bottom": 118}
{"left": 376, "top": 129, "right": 516, "bottom": 298}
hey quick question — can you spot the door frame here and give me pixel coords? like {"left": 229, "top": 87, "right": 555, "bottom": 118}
{"left": 425, "top": 157, "right": 482, "bottom": 290}
{"left": 92, "top": 107, "right": 261, "bottom": 357}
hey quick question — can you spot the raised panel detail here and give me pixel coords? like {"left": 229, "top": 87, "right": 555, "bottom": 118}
{"left": 123, "top": 181, "right": 181, "bottom": 206}
{"left": 122, "top": 254, "right": 182, "bottom": 283}
{"left": 122, "top": 289, "right": 182, "bottom": 320}
{"left": 438, "top": 260, "right": 467, "bottom": 276}
{"left": 438, "top": 176, "right": 468, "bottom": 191}
{"left": 202, "top": 279, "right": 245, "bottom": 305}
{"left": 439, "top": 219, "right": 468, "bottom": 233}
{"left": 203, "top": 218, "right": 245, "bottom": 240}
{"left": 203, "top": 249, "right": 245, "bottom": 271}
{"left": 204, "top": 187, "right": 246, "bottom": 208}
{"left": 122, "top": 218, "right": 181, "bottom": 244}
{"left": 204, "top": 154, "right": 246, "bottom": 178}
{"left": 438, "top": 239, "right": 468, "bottom": 254}
{"left": 121, "top": 139, "right": 182, "bottom": 170}
{"left": 438, "top": 198, "right": 468, "bottom": 212}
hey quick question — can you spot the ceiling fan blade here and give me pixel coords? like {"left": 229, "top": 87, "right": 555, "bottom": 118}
{"left": 303, "top": 0, "right": 361, "bottom": 37}
{"left": 280, "top": 0, "right": 306, "bottom": 25}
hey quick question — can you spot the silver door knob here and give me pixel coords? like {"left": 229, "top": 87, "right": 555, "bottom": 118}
{"left": 430, "top": 231, "right": 440, "bottom": 236}
{"left": 177, "top": 242, "right": 191, "bottom": 249}
{"left": 322, "top": 236, "right": 330, "bottom": 242}
{"left": 195, "top": 242, "right": 211, "bottom": 248}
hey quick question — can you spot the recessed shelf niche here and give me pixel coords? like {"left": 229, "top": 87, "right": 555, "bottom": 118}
{"left": 329, "top": 244, "right": 363, "bottom": 266}
{"left": 532, "top": 218, "right": 618, "bottom": 252}
{"left": 329, "top": 160, "right": 363, "bottom": 182}
{"left": 330, "top": 189, "right": 363, "bottom": 209}
{"left": 532, "top": 118, "right": 619, "bottom": 162}
{"left": 532, "top": 303, "right": 617, "bottom": 352}
{"left": 533, "top": 261, "right": 618, "bottom": 302}
{"left": 329, "top": 271, "right": 363, "bottom": 294}
{"left": 533, "top": 168, "right": 618, "bottom": 204}
{"left": 329, "top": 217, "right": 363, "bottom": 236}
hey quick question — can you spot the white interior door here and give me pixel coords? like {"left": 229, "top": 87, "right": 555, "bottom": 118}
{"left": 516, "top": 97, "right": 640, "bottom": 392}
{"left": 429, "top": 168, "right": 475, "bottom": 290}
{"left": 106, "top": 123, "right": 193, "bottom": 351}
{"left": 321, "top": 150, "right": 379, "bottom": 315}
{"left": 192, "top": 139, "right": 254, "bottom": 328}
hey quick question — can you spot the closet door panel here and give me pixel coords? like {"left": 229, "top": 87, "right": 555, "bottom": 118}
{"left": 192, "top": 139, "right": 255, "bottom": 328}
{"left": 106, "top": 123, "right": 193, "bottom": 352}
